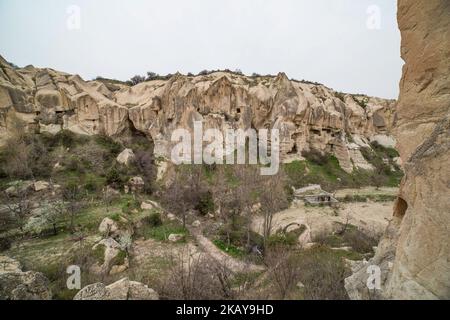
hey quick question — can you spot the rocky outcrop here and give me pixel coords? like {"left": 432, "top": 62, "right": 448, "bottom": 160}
{"left": 73, "top": 277, "right": 158, "bottom": 300}
{"left": 0, "top": 57, "right": 396, "bottom": 172}
{"left": 0, "top": 255, "right": 52, "bottom": 300}
{"left": 346, "top": 0, "right": 450, "bottom": 300}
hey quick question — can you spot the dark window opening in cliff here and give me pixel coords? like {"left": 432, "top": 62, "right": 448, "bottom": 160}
{"left": 310, "top": 129, "right": 321, "bottom": 136}
{"left": 236, "top": 108, "right": 241, "bottom": 114}
{"left": 394, "top": 197, "right": 408, "bottom": 219}
{"left": 288, "top": 143, "right": 298, "bottom": 155}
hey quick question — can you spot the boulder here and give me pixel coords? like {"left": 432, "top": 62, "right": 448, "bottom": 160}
{"left": 140, "top": 200, "right": 159, "bottom": 211}
{"left": 166, "top": 213, "right": 176, "bottom": 221}
{"left": 74, "top": 278, "right": 158, "bottom": 300}
{"left": 0, "top": 256, "right": 51, "bottom": 300}
{"left": 0, "top": 255, "right": 22, "bottom": 274}
{"left": 91, "top": 238, "right": 126, "bottom": 275}
{"left": 98, "top": 217, "right": 119, "bottom": 237}
{"left": 116, "top": 149, "right": 135, "bottom": 166}
{"left": 128, "top": 176, "right": 144, "bottom": 193}
{"left": 104, "top": 185, "right": 120, "bottom": 198}
{"left": 168, "top": 234, "right": 184, "bottom": 243}
{"left": 4, "top": 180, "right": 33, "bottom": 196}
{"left": 33, "top": 181, "right": 49, "bottom": 192}
{"left": 346, "top": 0, "right": 450, "bottom": 300}
{"left": 192, "top": 220, "right": 201, "bottom": 228}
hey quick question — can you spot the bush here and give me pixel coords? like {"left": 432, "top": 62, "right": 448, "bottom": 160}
{"left": 94, "top": 135, "right": 122, "bottom": 156}
{"left": 106, "top": 167, "right": 123, "bottom": 187}
{"left": 301, "top": 149, "right": 329, "bottom": 165}
{"left": 121, "top": 198, "right": 140, "bottom": 215}
{"left": 143, "top": 211, "right": 162, "bottom": 227}
{"left": 0, "top": 237, "right": 12, "bottom": 252}
{"left": 54, "top": 130, "right": 76, "bottom": 149}
{"left": 133, "top": 150, "right": 156, "bottom": 194}
{"left": 195, "top": 191, "right": 214, "bottom": 216}
{"left": 65, "top": 157, "right": 85, "bottom": 174}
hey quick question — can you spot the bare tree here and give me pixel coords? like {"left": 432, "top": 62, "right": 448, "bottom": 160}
{"left": 159, "top": 248, "right": 235, "bottom": 300}
{"left": 260, "top": 172, "right": 289, "bottom": 251}
{"left": 162, "top": 166, "right": 202, "bottom": 228}
{"left": 264, "top": 245, "right": 300, "bottom": 299}
{"left": 60, "top": 181, "right": 84, "bottom": 233}
{"left": 1, "top": 186, "right": 31, "bottom": 232}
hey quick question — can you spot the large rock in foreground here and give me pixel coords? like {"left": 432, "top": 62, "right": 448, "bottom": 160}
{"left": 73, "top": 278, "right": 159, "bottom": 300}
{"left": 345, "top": 0, "right": 450, "bottom": 300}
{"left": 0, "top": 255, "right": 52, "bottom": 300}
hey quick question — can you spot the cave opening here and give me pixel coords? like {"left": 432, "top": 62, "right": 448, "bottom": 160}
{"left": 394, "top": 197, "right": 408, "bottom": 219}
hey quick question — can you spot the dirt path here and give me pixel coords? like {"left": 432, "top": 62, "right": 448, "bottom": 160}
{"left": 187, "top": 225, "right": 264, "bottom": 273}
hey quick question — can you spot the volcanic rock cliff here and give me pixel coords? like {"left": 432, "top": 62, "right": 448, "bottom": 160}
{"left": 0, "top": 56, "right": 395, "bottom": 172}
{"left": 345, "top": 0, "right": 450, "bottom": 299}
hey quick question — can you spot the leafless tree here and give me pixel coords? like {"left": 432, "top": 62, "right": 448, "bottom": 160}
{"left": 1, "top": 186, "right": 31, "bottom": 232}
{"left": 159, "top": 248, "right": 235, "bottom": 300}
{"left": 264, "top": 245, "right": 300, "bottom": 299}
{"left": 260, "top": 172, "right": 289, "bottom": 250}
{"left": 162, "top": 165, "right": 202, "bottom": 228}
{"left": 60, "top": 181, "right": 84, "bottom": 233}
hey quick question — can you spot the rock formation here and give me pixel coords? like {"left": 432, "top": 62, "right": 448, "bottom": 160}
{"left": 0, "top": 255, "right": 52, "bottom": 300}
{"left": 73, "top": 277, "right": 158, "bottom": 300}
{"left": 0, "top": 55, "right": 396, "bottom": 173}
{"left": 345, "top": 0, "right": 450, "bottom": 299}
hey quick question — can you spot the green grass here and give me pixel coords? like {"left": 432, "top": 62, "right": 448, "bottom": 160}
{"left": 339, "top": 194, "right": 397, "bottom": 203}
{"left": 92, "top": 244, "right": 106, "bottom": 265}
{"left": 284, "top": 151, "right": 403, "bottom": 190}
{"left": 213, "top": 239, "right": 245, "bottom": 258}
{"left": 142, "top": 221, "right": 188, "bottom": 242}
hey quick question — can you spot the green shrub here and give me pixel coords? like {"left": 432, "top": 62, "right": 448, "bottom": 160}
{"left": 92, "top": 245, "right": 106, "bottom": 265}
{"left": 195, "top": 191, "right": 214, "bottom": 216}
{"left": 121, "top": 198, "right": 140, "bottom": 214}
{"left": 0, "top": 237, "right": 12, "bottom": 252}
{"left": 109, "top": 213, "right": 121, "bottom": 222}
{"left": 55, "top": 130, "right": 76, "bottom": 148}
{"left": 106, "top": 167, "right": 123, "bottom": 186}
{"left": 301, "top": 149, "right": 329, "bottom": 166}
{"left": 94, "top": 135, "right": 122, "bottom": 156}
{"left": 111, "top": 250, "right": 127, "bottom": 266}
{"left": 143, "top": 211, "right": 162, "bottom": 227}
{"left": 65, "top": 156, "right": 85, "bottom": 174}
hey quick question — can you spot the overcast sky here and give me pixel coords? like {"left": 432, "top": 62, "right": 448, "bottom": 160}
{"left": 0, "top": 0, "right": 402, "bottom": 98}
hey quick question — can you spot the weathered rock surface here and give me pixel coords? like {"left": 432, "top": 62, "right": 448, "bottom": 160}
{"left": 91, "top": 238, "right": 127, "bottom": 275}
{"left": 73, "top": 277, "right": 158, "bottom": 300}
{"left": 98, "top": 217, "right": 119, "bottom": 237}
{"left": 0, "top": 255, "right": 52, "bottom": 300}
{"left": 345, "top": 0, "right": 450, "bottom": 300}
{"left": 0, "top": 255, "right": 22, "bottom": 274}
{"left": 116, "top": 148, "right": 135, "bottom": 166}
{"left": 0, "top": 56, "right": 396, "bottom": 172}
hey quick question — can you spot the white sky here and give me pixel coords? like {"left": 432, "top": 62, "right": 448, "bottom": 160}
{"left": 0, "top": 0, "right": 402, "bottom": 98}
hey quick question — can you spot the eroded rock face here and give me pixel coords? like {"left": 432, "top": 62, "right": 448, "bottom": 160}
{"left": 0, "top": 58, "right": 395, "bottom": 172}
{"left": 346, "top": 0, "right": 450, "bottom": 300}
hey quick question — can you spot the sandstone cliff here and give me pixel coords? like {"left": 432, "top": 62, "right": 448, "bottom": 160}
{"left": 0, "top": 57, "right": 395, "bottom": 172}
{"left": 345, "top": 0, "right": 450, "bottom": 299}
